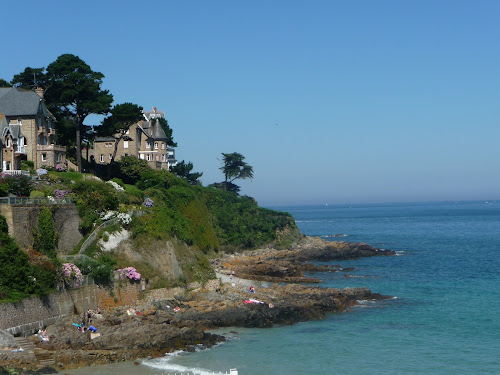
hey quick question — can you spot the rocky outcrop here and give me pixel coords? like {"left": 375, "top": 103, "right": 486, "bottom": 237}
{"left": 214, "top": 237, "right": 395, "bottom": 283}
{"left": 0, "top": 236, "right": 394, "bottom": 371}
{"left": 0, "top": 330, "right": 15, "bottom": 348}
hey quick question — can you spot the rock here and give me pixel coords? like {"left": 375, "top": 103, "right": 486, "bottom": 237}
{"left": 0, "top": 330, "right": 15, "bottom": 348}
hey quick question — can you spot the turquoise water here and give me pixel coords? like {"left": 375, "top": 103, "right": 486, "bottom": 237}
{"left": 80, "top": 201, "right": 500, "bottom": 375}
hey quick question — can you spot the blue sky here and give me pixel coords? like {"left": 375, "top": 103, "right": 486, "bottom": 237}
{"left": 2, "top": 1, "right": 499, "bottom": 205}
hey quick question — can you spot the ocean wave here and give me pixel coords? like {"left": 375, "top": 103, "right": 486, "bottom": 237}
{"left": 394, "top": 251, "right": 405, "bottom": 256}
{"left": 323, "top": 234, "right": 348, "bottom": 238}
{"left": 357, "top": 299, "right": 377, "bottom": 304}
{"left": 142, "top": 352, "right": 217, "bottom": 374}
{"left": 142, "top": 343, "right": 230, "bottom": 373}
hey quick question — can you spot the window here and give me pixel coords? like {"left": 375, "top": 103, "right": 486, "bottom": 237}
{"left": 140, "top": 154, "right": 144, "bottom": 160}
{"left": 162, "top": 154, "right": 165, "bottom": 161}
{"left": 123, "top": 141, "right": 129, "bottom": 149}
{"left": 100, "top": 154, "right": 104, "bottom": 162}
{"left": 146, "top": 154, "right": 151, "bottom": 161}
{"left": 154, "top": 142, "right": 158, "bottom": 149}
{"left": 6, "top": 138, "right": 11, "bottom": 147}
{"left": 161, "top": 143, "right": 165, "bottom": 149}
{"left": 17, "top": 118, "right": 22, "bottom": 125}
{"left": 124, "top": 153, "right": 128, "bottom": 157}
{"left": 41, "top": 153, "right": 47, "bottom": 162}
{"left": 146, "top": 141, "right": 151, "bottom": 149}
{"left": 126, "top": 129, "right": 130, "bottom": 135}
{"left": 109, "top": 154, "right": 112, "bottom": 160}
{"left": 156, "top": 155, "right": 159, "bottom": 161}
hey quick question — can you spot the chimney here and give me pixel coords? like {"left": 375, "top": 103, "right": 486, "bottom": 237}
{"left": 35, "top": 87, "right": 44, "bottom": 98}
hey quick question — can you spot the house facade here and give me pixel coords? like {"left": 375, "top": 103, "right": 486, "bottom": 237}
{"left": 89, "top": 107, "right": 177, "bottom": 170}
{"left": 0, "top": 87, "right": 66, "bottom": 172}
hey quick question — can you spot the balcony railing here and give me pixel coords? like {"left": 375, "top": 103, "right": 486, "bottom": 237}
{"left": 15, "top": 146, "right": 26, "bottom": 154}
{"left": 1, "top": 170, "right": 30, "bottom": 177}
{"left": 37, "top": 144, "right": 66, "bottom": 152}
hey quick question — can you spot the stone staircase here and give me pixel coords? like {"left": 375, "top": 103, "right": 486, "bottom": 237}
{"left": 14, "top": 336, "right": 55, "bottom": 367}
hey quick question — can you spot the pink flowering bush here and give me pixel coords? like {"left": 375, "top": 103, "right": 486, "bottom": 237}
{"left": 62, "top": 263, "right": 84, "bottom": 287}
{"left": 117, "top": 267, "right": 141, "bottom": 281}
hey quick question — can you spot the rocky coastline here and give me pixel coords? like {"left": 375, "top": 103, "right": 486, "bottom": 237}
{"left": 0, "top": 237, "right": 394, "bottom": 373}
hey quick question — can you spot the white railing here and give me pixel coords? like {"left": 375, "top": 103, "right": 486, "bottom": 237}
{"left": 1, "top": 170, "right": 30, "bottom": 176}
{"left": 15, "top": 146, "right": 26, "bottom": 154}
{"left": 0, "top": 197, "right": 73, "bottom": 205}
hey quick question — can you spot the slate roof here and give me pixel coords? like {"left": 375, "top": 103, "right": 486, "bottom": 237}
{"left": 0, "top": 87, "right": 55, "bottom": 120}
{"left": 0, "top": 113, "right": 23, "bottom": 141}
{"left": 143, "top": 110, "right": 165, "bottom": 121}
{"left": 151, "top": 119, "right": 169, "bottom": 141}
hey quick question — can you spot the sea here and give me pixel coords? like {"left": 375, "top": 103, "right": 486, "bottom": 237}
{"left": 67, "top": 201, "right": 500, "bottom": 375}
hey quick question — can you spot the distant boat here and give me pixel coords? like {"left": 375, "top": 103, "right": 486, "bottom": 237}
{"left": 325, "top": 203, "right": 328, "bottom": 207}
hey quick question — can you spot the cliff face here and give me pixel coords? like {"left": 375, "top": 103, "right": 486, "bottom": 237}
{"left": 0, "top": 204, "right": 82, "bottom": 252}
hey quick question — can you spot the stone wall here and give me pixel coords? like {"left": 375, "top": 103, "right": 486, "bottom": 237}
{"left": 0, "top": 279, "right": 146, "bottom": 336}
{"left": 95, "top": 279, "right": 146, "bottom": 311}
{"left": 0, "top": 204, "right": 82, "bottom": 253}
{"left": 0, "top": 285, "right": 98, "bottom": 336}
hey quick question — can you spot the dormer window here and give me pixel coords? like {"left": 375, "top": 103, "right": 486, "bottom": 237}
{"left": 154, "top": 142, "right": 158, "bottom": 149}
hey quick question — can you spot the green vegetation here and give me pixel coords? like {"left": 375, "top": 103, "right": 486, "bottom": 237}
{"left": 33, "top": 207, "right": 57, "bottom": 259}
{"left": 0, "top": 174, "right": 33, "bottom": 197}
{"left": 0, "top": 215, "right": 56, "bottom": 302}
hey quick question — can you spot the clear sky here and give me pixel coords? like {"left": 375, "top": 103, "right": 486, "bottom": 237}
{"left": 2, "top": 1, "right": 499, "bottom": 206}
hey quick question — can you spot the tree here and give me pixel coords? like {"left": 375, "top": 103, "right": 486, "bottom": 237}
{"left": 155, "top": 117, "right": 177, "bottom": 147}
{"left": 170, "top": 160, "right": 203, "bottom": 185}
{"left": 11, "top": 67, "right": 46, "bottom": 89}
{"left": 44, "top": 54, "right": 113, "bottom": 172}
{"left": 218, "top": 152, "right": 253, "bottom": 193}
{"left": 0, "top": 78, "right": 12, "bottom": 87}
{"left": 99, "top": 102, "right": 144, "bottom": 169}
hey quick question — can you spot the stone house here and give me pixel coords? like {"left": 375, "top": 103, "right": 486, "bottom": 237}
{"left": 89, "top": 107, "right": 177, "bottom": 170}
{"left": 0, "top": 87, "right": 66, "bottom": 172}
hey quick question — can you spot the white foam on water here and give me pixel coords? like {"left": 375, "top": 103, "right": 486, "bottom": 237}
{"left": 142, "top": 343, "right": 230, "bottom": 374}
{"left": 395, "top": 251, "right": 405, "bottom": 256}
{"left": 142, "top": 352, "right": 216, "bottom": 374}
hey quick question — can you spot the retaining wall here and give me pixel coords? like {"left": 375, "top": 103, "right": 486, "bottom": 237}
{"left": 0, "top": 204, "right": 82, "bottom": 252}
{"left": 0, "top": 285, "right": 97, "bottom": 336}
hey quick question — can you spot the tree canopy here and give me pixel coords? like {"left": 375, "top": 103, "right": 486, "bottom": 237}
{"left": 44, "top": 54, "right": 113, "bottom": 172}
{"left": 11, "top": 67, "right": 46, "bottom": 89}
{"left": 0, "top": 78, "right": 12, "bottom": 87}
{"left": 218, "top": 152, "right": 253, "bottom": 193}
{"left": 99, "top": 102, "right": 144, "bottom": 167}
{"left": 155, "top": 117, "right": 177, "bottom": 147}
{"left": 170, "top": 160, "right": 203, "bottom": 185}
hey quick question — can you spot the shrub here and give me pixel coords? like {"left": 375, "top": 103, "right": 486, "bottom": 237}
{"left": 117, "top": 267, "right": 141, "bottom": 281}
{"left": 61, "top": 263, "right": 83, "bottom": 287}
{"left": 30, "top": 190, "right": 45, "bottom": 198}
{"left": 74, "top": 257, "right": 113, "bottom": 285}
{"left": 0, "top": 221, "right": 56, "bottom": 301}
{"left": 0, "top": 175, "right": 33, "bottom": 196}
{"left": 33, "top": 207, "right": 57, "bottom": 259}
{"left": 115, "top": 156, "right": 151, "bottom": 184}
